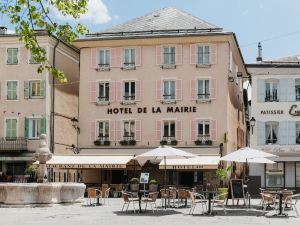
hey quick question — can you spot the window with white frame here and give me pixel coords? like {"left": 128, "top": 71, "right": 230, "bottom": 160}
{"left": 98, "top": 82, "right": 109, "bottom": 102}
{"left": 28, "top": 118, "right": 42, "bottom": 139}
{"left": 6, "top": 81, "right": 18, "bottom": 100}
{"left": 163, "top": 47, "right": 175, "bottom": 65}
{"left": 30, "top": 80, "right": 42, "bottom": 97}
{"left": 123, "top": 48, "right": 135, "bottom": 66}
{"left": 266, "top": 162, "right": 284, "bottom": 187}
{"left": 265, "top": 80, "right": 279, "bottom": 102}
{"left": 98, "top": 49, "right": 110, "bottom": 67}
{"left": 123, "top": 120, "right": 135, "bottom": 139}
{"left": 7, "top": 48, "right": 18, "bottom": 65}
{"left": 97, "top": 121, "right": 109, "bottom": 140}
{"left": 123, "top": 81, "right": 135, "bottom": 101}
{"left": 163, "top": 80, "right": 176, "bottom": 100}
{"left": 5, "top": 118, "right": 17, "bottom": 139}
{"left": 197, "top": 45, "right": 210, "bottom": 65}
{"left": 197, "top": 79, "right": 210, "bottom": 100}
{"left": 265, "top": 122, "right": 278, "bottom": 144}
{"left": 163, "top": 120, "right": 176, "bottom": 138}
{"left": 197, "top": 120, "right": 210, "bottom": 140}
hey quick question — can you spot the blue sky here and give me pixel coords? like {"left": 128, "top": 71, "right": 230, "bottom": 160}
{"left": 2, "top": 0, "right": 300, "bottom": 63}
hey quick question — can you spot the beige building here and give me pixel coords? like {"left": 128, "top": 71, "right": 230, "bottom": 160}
{"left": 49, "top": 7, "right": 247, "bottom": 186}
{"left": 0, "top": 28, "right": 79, "bottom": 180}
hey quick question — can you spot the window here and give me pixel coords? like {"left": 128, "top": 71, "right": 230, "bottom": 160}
{"left": 28, "top": 119, "right": 42, "bottom": 139}
{"left": 97, "top": 121, "right": 109, "bottom": 140}
{"left": 29, "top": 80, "right": 43, "bottom": 98}
{"left": 7, "top": 48, "right": 18, "bottom": 65}
{"left": 123, "top": 81, "right": 135, "bottom": 101}
{"left": 163, "top": 121, "right": 176, "bottom": 138}
{"left": 163, "top": 47, "right": 175, "bottom": 65}
{"left": 296, "top": 162, "right": 300, "bottom": 187}
{"left": 5, "top": 118, "right": 17, "bottom": 139}
{"left": 123, "top": 48, "right": 135, "bottom": 66}
{"left": 163, "top": 80, "right": 176, "bottom": 100}
{"left": 265, "top": 122, "right": 278, "bottom": 144}
{"left": 197, "top": 80, "right": 210, "bottom": 100}
{"left": 6, "top": 81, "right": 18, "bottom": 100}
{"left": 295, "top": 79, "right": 300, "bottom": 101}
{"left": 266, "top": 162, "right": 284, "bottom": 187}
{"left": 98, "top": 49, "right": 110, "bottom": 67}
{"left": 296, "top": 122, "right": 300, "bottom": 144}
{"left": 265, "top": 80, "right": 278, "bottom": 102}
{"left": 197, "top": 45, "right": 210, "bottom": 65}
{"left": 197, "top": 120, "right": 210, "bottom": 140}
{"left": 98, "top": 82, "right": 109, "bottom": 102}
{"left": 123, "top": 120, "right": 135, "bottom": 140}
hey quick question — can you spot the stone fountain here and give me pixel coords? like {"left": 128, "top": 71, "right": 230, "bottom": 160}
{"left": 0, "top": 135, "right": 86, "bottom": 205}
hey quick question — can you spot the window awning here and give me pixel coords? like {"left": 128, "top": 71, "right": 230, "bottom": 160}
{"left": 44, "top": 155, "right": 134, "bottom": 169}
{"left": 159, "top": 156, "right": 220, "bottom": 170}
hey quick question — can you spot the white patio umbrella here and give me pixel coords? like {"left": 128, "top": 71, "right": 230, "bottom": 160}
{"left": 134, "top": 145, "right": 196, "bottom": 208}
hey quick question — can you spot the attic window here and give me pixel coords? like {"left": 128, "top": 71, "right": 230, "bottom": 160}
{"left": 153, "top": 14, "right": 160, "bottom": 18}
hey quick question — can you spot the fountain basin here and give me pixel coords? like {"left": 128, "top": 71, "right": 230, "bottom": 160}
{"left": 0, "top": 183, "right": 86, "bottom": 205}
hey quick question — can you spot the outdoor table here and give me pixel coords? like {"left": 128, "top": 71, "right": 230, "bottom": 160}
{"left": 133, "top": 190, "right": 149, "bottom": 213}
{"left": 198, "top": 190, "right": 219, "bottom": 214}
{"left": 96, "top": 189, "right": 101, "bottom": 205}
{"left": 267, "top": 190, "right": 295, "bottom": 216}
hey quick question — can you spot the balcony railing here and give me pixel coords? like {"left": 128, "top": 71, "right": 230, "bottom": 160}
{"left": 0, "top": 137, "right": 28, "bottom": 151}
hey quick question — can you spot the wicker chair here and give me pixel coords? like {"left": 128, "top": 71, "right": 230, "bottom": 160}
{"left": 188, "top": 191, "right": 207, "bottom": 215}
{"left": 142, "top": 192, "right": 159, "bottom": 213}
{"left": 260, "top": 192, "right": 278, "bottom": 215}
{"left": 160, "top": 189, "right": 170, "bottom": 208}
{"left": 177, "top": 189, "right": 188, "bottom": 208}
{"left": 86, "top": 188, "right": 101, "bottom": 206}
{"left": 121, "top": 191, "right": 139, "bottom": 213}
{"left": 211, "top": 192, "right": 228, "bottom": 215}
{"left": 283, "top": 193, "right": 300, "bottom": 217}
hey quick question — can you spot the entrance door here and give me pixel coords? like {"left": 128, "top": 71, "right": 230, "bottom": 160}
{"left": 111, "top": 170, "right": 124, "bottom": 184}
{"left": 180, "top": 172, "right": 194, "bottom": 187}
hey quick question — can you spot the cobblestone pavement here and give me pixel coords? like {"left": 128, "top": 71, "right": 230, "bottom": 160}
{"left": 1, "top": 199, "right": 300, "bottom": 225}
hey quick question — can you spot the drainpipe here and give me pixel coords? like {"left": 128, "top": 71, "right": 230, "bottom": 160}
{"left": 50, "top": 39, "right": 60, "bottom": 153}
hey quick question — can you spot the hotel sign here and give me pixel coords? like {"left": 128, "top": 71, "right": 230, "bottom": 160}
{"left": 159, "top": 165, "right": 217, "bottom": 170}
{"left": 47, "top": 164, "right": 126, "bottom": 169}
{"left": 107, "top": 106, "right": 197, "bottom": 114}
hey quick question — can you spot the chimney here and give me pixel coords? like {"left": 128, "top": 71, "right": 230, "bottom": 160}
{"left": 0, "top": 26, "right": 7, "bottom": 35}
{"left": 256, "top": 42, "right": 262, "bottom": 62}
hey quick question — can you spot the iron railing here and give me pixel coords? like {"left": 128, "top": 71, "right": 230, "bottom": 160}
{"left": 0, "top": 137, "right": 28, "bottom": 151}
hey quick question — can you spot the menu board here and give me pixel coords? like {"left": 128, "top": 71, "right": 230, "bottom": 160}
{"left": 140, "top": 173, "right": 150, "bottom": 184}
{"left": 230, "top": 179, "right": 244, "bottom": 199}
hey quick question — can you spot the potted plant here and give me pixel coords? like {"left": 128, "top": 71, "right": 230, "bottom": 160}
{"left": 149, "top": 179, "right": 158, "bottom": 192}
{"left": 205, "top": 140, "right": 212, "bottom": 145}
{"left": 103, "top": 140, "right": 110, "bottom": 145}
{"left": 194, "top": 139, "right": 202, "bottom": 145}
{"left": 94, "top": 139, "right": 101, "bottom": 146}
{"left": 119, "top": 140, "right": 128, "bottom": 145}
{"left": 215, "top": 166, "right": 232, "bottom": 199}
{"left": 128, "top": 139, "right": 136, "bottom": 145}
{"left": 170, "top": 139, "right": 178, "bottom": 145}
{"left": 24, "top": 164, "right": 37, "bottom": 183}
{"left": 129, "top": 177, "right": 139, "bottom": 191}
{"left": 160, "top": 139, "right": 167, "bottom": 145}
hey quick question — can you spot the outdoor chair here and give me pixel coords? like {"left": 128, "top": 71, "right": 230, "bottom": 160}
{"left": 177, "top": 189, "right": 188, "bottom": 208}
{"left": 160, "top": 189, "right": 170, "bottom": 208}
{"left": 121, "top": 191, "right": 139, "bottom": 213}
{"left": 282, "top": 190, "right": 293, "bottom": 207}
{"left": 188, "top": 191, "right": 207, "bottom": 215}
{"left": 283, "top": 193, "right": 300, "bottom": 217}
{"left": 142, "top": 192, "right": 159, "bottom": 213}
{"left": 260, "top": 192, "right": 278, "bottom": 215}
{"left": 101, "top": 187, "right": 110, "bottom": 205}
{"left": 168, "top": 188, "right": 177, "bottom": 207}
{"left": 211, "top": 192, "right": 228, "bottom": 215}
{"left": 86, "top": 188, "right": 101, "bottom": 206}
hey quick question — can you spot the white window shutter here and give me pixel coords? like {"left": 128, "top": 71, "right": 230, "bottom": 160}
{"left": 279, "top": 79, "right": 287, "bottom": 102}
{"left": 257, "top": 79, "right": 265, "bottom": 102}
{"left": 257, "top": 121, "right": 265, "bottom": 145}
{"left": 287, "top": 79, "right": 296, "bottom": 102}
{"left": 288, "top": 121, "right": 296, "bottom": 145}
{"left": 279, "top": 121, "right": 288, "bottom": 145}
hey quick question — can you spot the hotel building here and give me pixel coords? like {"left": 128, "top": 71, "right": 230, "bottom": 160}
{"left": 49, "top": 7, "right": 248, "bottom": 186}
{"left": 0, "top": 28, "right": 79, "bottom": 180}
{"left": 248, "top": 46, "right": 300, "bottom": 192}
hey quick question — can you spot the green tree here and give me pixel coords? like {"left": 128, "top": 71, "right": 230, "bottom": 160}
{"left": 0, "top": 0, "right": 89, "bottom": 82}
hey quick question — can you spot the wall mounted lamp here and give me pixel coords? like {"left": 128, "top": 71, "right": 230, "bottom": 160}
{"left": 237, "top": 72, "right": 243, "bottom": 78}
{"left": 250, "top": 117, "right": 256, "bottom": 135}
{"left": 71, "top": 117, "right": 80, "bottom": 133}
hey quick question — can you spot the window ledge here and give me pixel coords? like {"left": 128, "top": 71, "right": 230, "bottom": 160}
{"left": 121, "top": 100, "right": 136, "bottom": 105}
{"left": 161, "top": 100, "right": 176, "bottom": 104}
{"left": 121, "top": 65, "right": 136, "bottom": 70}
{"left": 161, "top": 64, "right": 176, "bottom": 69}
{"left": 96, "top": 101, "right": 110, "bottom": 106}
{"left": 96, "top": 66, "right": 110, "bottom": 72}
{"left": 196, "top": 64, "right": 211, "bottom": 68}
{"left": 196, "top": 99, "right": 211, "bottom": 104}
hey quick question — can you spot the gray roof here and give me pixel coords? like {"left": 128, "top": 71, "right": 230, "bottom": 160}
{"left": 270, "top": 55, "right": 300, "bottom": 62}
{"left": 101, "top": 7, "right": 221, "bottom": 33}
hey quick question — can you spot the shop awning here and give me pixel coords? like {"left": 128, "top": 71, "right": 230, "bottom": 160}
{"left": 158, "top": 156, "right": 220, "bottom": 170}
{"left": 0, "top": 156, "right": 34, "bottom": 161}
{"left": 44, "top": 155, "right": 134, "bottom": 169}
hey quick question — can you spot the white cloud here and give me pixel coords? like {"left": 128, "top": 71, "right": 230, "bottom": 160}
{"left": 6, "top": 29, "right": 15, "bottom": 34}
{"left": 53, "top": 0, "right": 111, "bottom": 24}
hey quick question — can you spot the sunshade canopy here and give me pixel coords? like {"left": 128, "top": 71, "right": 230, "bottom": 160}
{"left": 158, "top": 156, "right": 220, "bottom": 169}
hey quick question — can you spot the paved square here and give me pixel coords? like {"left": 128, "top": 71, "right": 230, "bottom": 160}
{"left": 1, "top": 199, "right": 299, "bottom": 225}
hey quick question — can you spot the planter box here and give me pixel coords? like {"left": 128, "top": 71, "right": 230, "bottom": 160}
{"left": 149, "top": 184, "right": 158, "bottom": 192}
{"left": 130, "top": 184, "right": 139, "bottom": 192}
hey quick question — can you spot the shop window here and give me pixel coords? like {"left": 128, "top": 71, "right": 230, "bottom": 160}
{"left": 265, "top": 122, "right": 278, "bottom": 144}
{"left": 266, "top": 162, "right": 284, "bottom": 187}
{"left": 265, "top": 79, "right": 279, "bottom": 102}
{"left": 163, "top": 46, "right": 175, "bottom": 65}
{"left": 197, "top": 45, "right": 210, "bottom": 65}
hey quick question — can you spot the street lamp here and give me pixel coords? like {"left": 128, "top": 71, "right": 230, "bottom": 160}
{"left": 71, "top": 117, "right": 80, "bottom": 133}
{"left": 250, "top": 117, "right": 256, "bottom": 134}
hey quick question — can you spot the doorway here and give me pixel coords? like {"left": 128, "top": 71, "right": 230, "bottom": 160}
{"left": 179, "top": 171, "right": 194, "bottom": 187}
